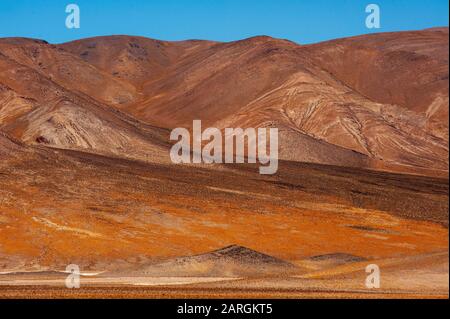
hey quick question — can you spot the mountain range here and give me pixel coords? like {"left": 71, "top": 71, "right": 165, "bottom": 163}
{"left": 0, "top": 27, "right": 448, "bottom": 175}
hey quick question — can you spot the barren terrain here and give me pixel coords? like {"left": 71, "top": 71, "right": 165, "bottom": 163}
{"left": 0, "top": 28, "right": 448, "bottom": 298}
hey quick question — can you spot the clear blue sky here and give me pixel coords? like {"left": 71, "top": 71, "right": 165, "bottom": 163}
{"left": 0, "top": 0, "right": 448, "bottom": 44}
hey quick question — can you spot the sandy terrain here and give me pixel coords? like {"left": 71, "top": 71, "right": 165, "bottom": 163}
{"left": 0, "top": 147, "right": 448, "bottom": 298}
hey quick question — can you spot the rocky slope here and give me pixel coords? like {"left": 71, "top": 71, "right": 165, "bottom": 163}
{"left": 0, "top": 28, "right": 448, "bottom": 174}
{"left": 60, "top": 29, "right": 449, "bottom": 175}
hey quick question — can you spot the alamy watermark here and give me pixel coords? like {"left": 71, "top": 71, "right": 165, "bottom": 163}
{"left": 366, "top": 4, "right": 381, "bottom": 29}
{"left": 65, "top": 264, "right": 81, "bottom": 288}
{"left": 170, "top": 120, "right": 279, "bottom": 175}
{"left": 365, "top": 264, "right": 381, "bottom": 289}
{"left": 65, "top": 4, "right": 80, "bottom": 29}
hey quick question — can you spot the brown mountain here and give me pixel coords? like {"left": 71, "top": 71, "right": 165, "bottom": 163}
{"left": 303, "top": 27, "right": 449, "bottom": 141}
{"left": 58, "top": 29, "right": 447, "bottom": 175}
{"left": 0, "top": 29, "right": 448, "bottom": 175}
{"left": 0, "top": 43, "right": 170, "bottom": 164}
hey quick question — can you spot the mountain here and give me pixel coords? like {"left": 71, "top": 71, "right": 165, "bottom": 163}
{"left": 58, "top": 29, "right": 449, "bottom": 175}
{"left": 303, "top": 27, "right": 449, "bottom": 141}
{"left": 0, "top": 28, "right": 448, "bottom": 174}
{"left": 0, "top": 42, "right": 171, "bottom": 164}
{"left": 0, "top": 28, "right": 448, "bottom": 175}
{"left": 59, "top": 35, "right": 217, "bottom": 88}
{"left": 0, "top": 38, "right": 137, "bottom": 107}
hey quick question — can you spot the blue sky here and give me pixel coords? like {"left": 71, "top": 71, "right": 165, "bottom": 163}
{"left": 0, "top": 0, "right": 448, "bottom": 44}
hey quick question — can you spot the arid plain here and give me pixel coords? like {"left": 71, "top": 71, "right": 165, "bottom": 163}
{"left": 0, "top": 27, "right": 448, "bottom": 298}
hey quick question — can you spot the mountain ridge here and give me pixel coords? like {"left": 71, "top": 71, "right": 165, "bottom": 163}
{"left": 0, "top": 28, "right": 448, "bottom": 176}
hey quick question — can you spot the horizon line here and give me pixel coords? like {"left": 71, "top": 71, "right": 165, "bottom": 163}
{"left": 1, "top": 26, "right": 448, "bottom": 46}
